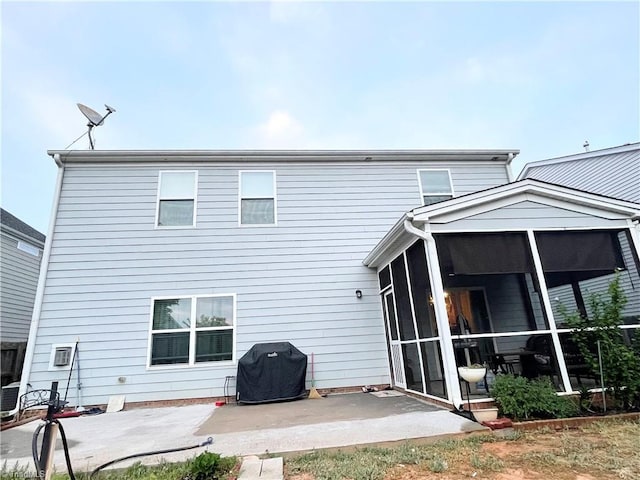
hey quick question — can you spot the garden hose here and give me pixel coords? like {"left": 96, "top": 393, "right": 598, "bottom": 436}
{"left": 32, "top": 418, "right": 77, "bottom": 480}
{"left": 89, "top": 436, "right": 214, "bottom": 478}
{"left": 31, "top": 416, "right": 212, "bottom": 480}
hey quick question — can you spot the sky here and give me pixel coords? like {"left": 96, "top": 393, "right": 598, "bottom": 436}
{"left": 2, "top": 1, "right": 639, "bottom": 234}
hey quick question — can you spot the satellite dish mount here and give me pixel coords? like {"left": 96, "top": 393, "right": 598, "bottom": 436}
{"left": 77, "top": 103, "right": 116, "bottom": 149}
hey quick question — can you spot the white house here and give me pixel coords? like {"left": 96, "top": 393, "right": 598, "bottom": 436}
{"left": 1, "top": 209, "right": 45, "bottom": 387}
{"left": 19, "top": 149, "right": 640, "bottom": 411}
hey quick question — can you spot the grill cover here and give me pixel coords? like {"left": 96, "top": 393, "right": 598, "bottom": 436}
{"left": 236, "top": 342, "right": 307, "bottom": 404}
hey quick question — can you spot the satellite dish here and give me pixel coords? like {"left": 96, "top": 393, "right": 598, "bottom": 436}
{"left": 77, "top": 103, "right": 104, "bottom": 126}
{"left": 76, "top": 103, "right": 116, "bottom": 149}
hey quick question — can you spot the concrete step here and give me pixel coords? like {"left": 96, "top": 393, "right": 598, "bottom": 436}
{"left": 238, "top": 455, "right": 283, "bottom": 480}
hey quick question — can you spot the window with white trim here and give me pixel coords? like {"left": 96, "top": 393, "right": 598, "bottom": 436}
{"left": 239, "top": 171, "right": 276, "bottom": 225}
{"left": 156, "top": 171, "right": 197, "bottom": 227}
{"left": 149, "top": 295, "right": 235, "bottom": 366}
{"left": 417, "top": 169, "right": 454, "bottom": 206}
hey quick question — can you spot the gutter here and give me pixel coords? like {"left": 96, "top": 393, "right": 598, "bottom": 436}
{"left": 48, "top": 149, "right": 520, "bottom": 165}
{"left": 14, "top": 154, "right": 65, "bottom": 417}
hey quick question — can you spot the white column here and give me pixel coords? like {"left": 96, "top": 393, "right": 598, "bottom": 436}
{"left": 422, "top": 224, "right": 463, "bottom": 407}
{"left": 527, "top": 230, "right": 573, "bottom": 393}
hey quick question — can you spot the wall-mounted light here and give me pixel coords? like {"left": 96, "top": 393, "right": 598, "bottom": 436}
{"left": 355, "top": 289, "right": 363, "bottom": 299}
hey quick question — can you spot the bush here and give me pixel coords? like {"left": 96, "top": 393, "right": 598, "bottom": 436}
{"left": 189, "top": 451, "right": 221, "bottom": 480}
{"left": 490, "top": 374, "right": 578, "bottom": 421}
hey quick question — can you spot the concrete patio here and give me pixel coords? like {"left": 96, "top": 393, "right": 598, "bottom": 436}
{"left": 0, "top": 392, "right": 486, "bottom": 475}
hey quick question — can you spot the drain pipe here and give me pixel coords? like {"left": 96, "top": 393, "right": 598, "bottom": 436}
{"left": 506, "top": 152, "right": 515, "bottom": 183}
{"left": 403, "top": 213, "right": 464, "bottom": 409}
{"left": 13, "top": 154, "right": 65, "bottom": 418}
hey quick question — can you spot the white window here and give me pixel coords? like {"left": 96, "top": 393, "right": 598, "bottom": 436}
{"left": 149, "top": 294, "right": 235, "bottom": 367}
{"left": 17, "top": 241, "right": 40, "bottom": 257}
{"left": 417, "top": 169, "right": 454, "bottom": 206}
{"left": 48, "top": 343, "right": 76, "bottom": 371}
{"left": 239, "top": 171, "right": 276, "bottom": 225}
{"left": 156, "top": 171, "right": 197, "bottom": 227}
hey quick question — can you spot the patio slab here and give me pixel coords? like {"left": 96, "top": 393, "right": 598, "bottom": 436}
{"left": 0, "top": 392, "right": 486, "bottom": 475}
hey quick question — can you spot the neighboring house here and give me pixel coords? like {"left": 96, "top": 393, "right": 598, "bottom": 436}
{"left": 1, "top": 209, "right": 45, "bottom": 386}
{"left": 518, "top": 142, "right": 640, "bottom": 203}
{"left": 518, "top": 142, "right": 640, "bottom": 338}
{"left": 20, "top": 149, "right": 640, "bottom": 412}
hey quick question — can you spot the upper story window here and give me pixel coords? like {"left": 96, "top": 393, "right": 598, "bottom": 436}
{"left": 239, "top": 171, "right": 276, "bottom": 225}
{"left": 417, "top": 169, "right": 454, "bottom": 206}
{"left": 156, "top": 171, "right": 197, "bottom": 227}
{"left": 149, "top": 294, "right": 235, "bottom": 366}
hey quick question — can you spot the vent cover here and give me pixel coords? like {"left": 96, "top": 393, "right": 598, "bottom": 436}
{"left": 53, "top": 347, "right": 72, "bottom": 367}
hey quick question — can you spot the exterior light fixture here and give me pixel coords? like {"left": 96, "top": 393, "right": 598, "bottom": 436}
{"left": 355, "top": 290, "right": 363, "bottom": 299}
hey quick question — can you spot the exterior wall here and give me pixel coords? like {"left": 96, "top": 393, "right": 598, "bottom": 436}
{"left": 521, "top": 147, "right": 640, "bottom": 203}
{"left": 1, "top": 220, "right": 45, "bottom": 385}
{"left": 28, "top": 158, "right": 510, "bottom": 405}
{"left": 0, "top": 233, "right": 43, "bottom": 342}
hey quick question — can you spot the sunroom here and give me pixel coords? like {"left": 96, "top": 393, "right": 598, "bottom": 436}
{"left": 363, "top": 179, "right": 640, "bottom": 409}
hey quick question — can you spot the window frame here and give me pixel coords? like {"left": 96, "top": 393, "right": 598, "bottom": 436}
{"left": 147, "top": 293, "right": 237, "bottom": 369}
{"left": 417, "top": 169, "right": 454, "bottom": 206}
{"left": 238, "top": 170, "right": 277, "bottom": 226}
{"left": 155, "top": 170, "right": 198, "bottom": 229}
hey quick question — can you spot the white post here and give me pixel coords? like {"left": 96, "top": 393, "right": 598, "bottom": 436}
{"left": 527, "top": 230, "right": 573, "bottom": 393}
{"left": 422, "top": 225, "right": 463, "bottom": 408}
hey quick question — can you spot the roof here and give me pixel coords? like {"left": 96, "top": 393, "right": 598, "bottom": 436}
{"left": 0, "top": 208, "right": 46, "bottom": 244}
{"left": 47, "top": 149, "right": 519, "bottom": 165}
{"left": 363, "top": 178, "right": 640, "bottom": 268}
{"left": 517, "top": 142, "right": 640, "bottom": 179}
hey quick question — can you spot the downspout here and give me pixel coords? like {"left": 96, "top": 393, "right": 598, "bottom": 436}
{"left": 403, "top": 213, "right": 464, "bottom": 408}
{"left": 506, "top": 152, "right": 515, "bottom": 183}
{"left": 13, "top": 154, "right": 65, "bottom": 417}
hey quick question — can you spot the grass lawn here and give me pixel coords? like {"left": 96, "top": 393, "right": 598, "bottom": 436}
{"left": 285, "top": 419, "right": 640, "bottom": 480}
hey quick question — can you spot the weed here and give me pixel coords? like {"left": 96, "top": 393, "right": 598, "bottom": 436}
{"left": 428, "top": 458, "right": 447, "bottom": 473}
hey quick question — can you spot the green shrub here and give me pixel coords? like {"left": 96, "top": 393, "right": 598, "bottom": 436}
{"left": 560, "top": 274, "right": 640, "bottom": 411}
{"left": 189, "top": 451, "right": 221, "bottom": 480}
{"left": 490, "top": 374, "right": 578, "bottom": 421}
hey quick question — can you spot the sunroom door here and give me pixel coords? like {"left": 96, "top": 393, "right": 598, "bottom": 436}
{"left": 382, "top": 290, "right": 406, "bottom": 388}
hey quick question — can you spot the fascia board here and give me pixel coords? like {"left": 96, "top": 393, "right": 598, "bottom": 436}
{"left": 362, "top": 215, "right": 410, "bottom": 268}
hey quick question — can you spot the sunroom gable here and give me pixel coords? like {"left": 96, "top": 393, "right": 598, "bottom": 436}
{"left": 412, "top": 179, "right": 640, "bottom": 225}
{"left": 364, "top": 179, "right": 640, "bottom": 269}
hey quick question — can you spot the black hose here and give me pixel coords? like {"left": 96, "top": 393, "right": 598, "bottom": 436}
{"left": 89, "top": 437, "right": 213, "bottom": 478}
{"left": 55, "top": 419, "right": 77, "bottom": 480}
{"left": 31, "top": 420, "right": 77, "bottom": 480}
{"left": 31, "top": 422, "right": 46, "bottom": 478}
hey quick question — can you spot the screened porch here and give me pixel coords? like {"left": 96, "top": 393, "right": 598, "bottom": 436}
{"left": 376, "top": 228, "right": 640, "bottom": 406}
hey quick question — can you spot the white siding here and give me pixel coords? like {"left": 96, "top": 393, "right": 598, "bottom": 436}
{"left": 1, "top": 232, "right": 43, "bottom": 342}
{"left": 28, "top": 159, "right": 510, "bottom": 405}
{"left": 431, "top": 201, "right": 630, "bottom": 232}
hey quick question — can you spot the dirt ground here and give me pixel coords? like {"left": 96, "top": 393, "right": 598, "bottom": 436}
{"left": 285, "top": 420, "right": 640, "bottom": 480}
